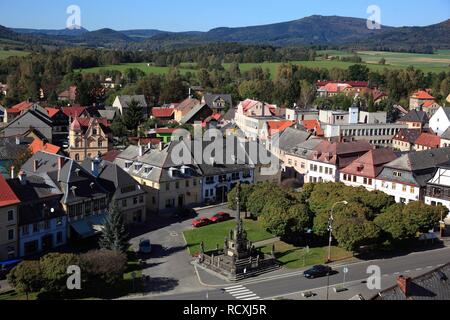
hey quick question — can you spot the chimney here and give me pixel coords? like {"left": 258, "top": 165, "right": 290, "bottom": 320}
{"left": 33, "top": 160, "right": 39, "bottom": 172}
{"left": 397, "top": 276, "right": 412, "bottom": 297}
{"left": 10, "top": 166, "right": 15, "bottom": 179}
{"left": 18, "top": 170, "right": 27, "bottom": 185}
{"left": 91, "top": 158, "right": 100, "bottom": 178}
{"left": 139, "top": 144, "right": 144, "bottom": 157}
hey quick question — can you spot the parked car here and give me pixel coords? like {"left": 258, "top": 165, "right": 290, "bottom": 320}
{"left": 138, "top": 239, "right": 152, "bottom": 254}
{"left": 192, "top": 217, "right": 212, "bottom": 228}
{"left": 303, "top": 265, "right": 333, "bottom": 279}
{"left": 0, "top": 259, "right": 22, "bottom": 280}
{"left": 210, "top": 212, "right": 231, "bottom": 223}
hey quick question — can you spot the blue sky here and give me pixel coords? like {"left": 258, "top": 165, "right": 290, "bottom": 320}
{"left": 0, "top": 0, "right": 449, "bottom": 31}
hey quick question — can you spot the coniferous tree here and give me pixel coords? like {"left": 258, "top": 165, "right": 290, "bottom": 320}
{"left": 100, "top": 202, "right": 129, "bottom": 253}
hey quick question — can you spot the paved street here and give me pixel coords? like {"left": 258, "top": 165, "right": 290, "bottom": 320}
{"left": 130, "top": 245, "right": 450, "bottom": 300}
{"left": 127, "top": 204, "right": 236, "bottom": 296}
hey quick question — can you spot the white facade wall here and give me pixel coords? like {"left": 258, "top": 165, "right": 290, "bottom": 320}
{"left": 374, "top": 179, "right": 420, "bottom": 204}
{"left": 306, "top": 160, "right": 338, "bottom": 183}
{"left": 429, "top": 107, "right": 450, "bottom": 136}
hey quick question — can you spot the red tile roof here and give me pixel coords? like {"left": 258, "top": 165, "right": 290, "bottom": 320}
{"left": 266, "top": 120, "right": 295, "bottom": 136}
{"left": 415, "top": 133, "right": 440, "bottom": 148}
{"left": 302, "top": 120, "right": 324, "bottom": 136}
{"left": 176, "top": 98, "right": 200, "bottom": 116}
{"left": 62, "top": 107, "right": 87, "bottom": 118}
{"left": 411, "top": 90, "right": 435, "bottom": 100}
{"left": 46, "top": 107, "right": 60, "bottom": 118}
{"left": 29, "top": 138, "right": 61, "bottom": 155}
{"left": 319, "top": 83, "right": 351, "bottom": 93}
{"left": 341, "top": 149, "right": 398, "bottom": 178}
{"left": 316, "top": 81, "right": 369, "bottom": 88}
{"left": 7, "top": 101, "right": 34, "bottom": 114}
{"left": 0, "top": 175, "right": 20, "bottom": 207}
{"left": 156, "top": 128, "right": 177, "bottom": 134}
{"left": 152, "top": 107, "right": 175, "bottom": 118}
{"left": 58, "top": 86, "right": 77, "bottom": 101}
{"left": 101, "top": 150, "right": 122, "bottom": 162}
{"left": 422, "top": 100, "right": 438, "bottom": 108}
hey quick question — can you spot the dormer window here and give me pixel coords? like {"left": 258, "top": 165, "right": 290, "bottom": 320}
{"left": 393, "top": 171, "right": 402, "bottom": 177}
{"left": 144, "top": 166, "right": 153, "bottom": 174}
{"left": 134, "top": 163, "right": 143, "bottom": 171}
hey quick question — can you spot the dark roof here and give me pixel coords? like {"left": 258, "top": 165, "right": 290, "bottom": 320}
{"left": 394, "top": 129, "right": 422, "bottom": 144}
{"left": 271, "top": 127, "right": 311, "bottom": 152}
{"left": 81, "top": 159, "right": 145, "bottom": 197}
{"left": 222, "top": 108, "right": 236, "bottom": 121}
{"left": 374, "top": 264, "right": 450, "bottom": 300}
{"left": 117, "top": 95, "right": 147, "bottom": 108}
{"left": 203, "top": 94, "right": 232, "bottom": 110}
{"left": 399, "top": 110, "right": 429, "bottom": 124}
{"left": 0, "top": 137, "right": 29, "bottom": 160}
{"left": 441, "top": 127, "right": 450, "bottom": 140}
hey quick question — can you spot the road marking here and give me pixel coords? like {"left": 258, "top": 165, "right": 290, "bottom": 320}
{"left": 225, "top": 285, "right": 260, "bottom": 300}
{"left": 404, "top": 270, "right": 411, "bottom": 273}
{"left": 416, "top": 268, "right": 423, "bottom": 271}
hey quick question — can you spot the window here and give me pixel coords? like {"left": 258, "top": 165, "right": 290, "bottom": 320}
{"left": 152, "top": 197, "right": 156, "bottom": 205}
{"left": 353, "top": 175, "right": 357, "bottom": 183}
{"left": 44, "top": 220, "right": 50, "bottom": 230}
{"left": 193, "top": 179, "right": 197, "bottom": 186}
{"left": 75, "top": 154, "right": 80, "bottom": 161}
{"left": 93, "top": 129, "right": 98, "bottom": 135}
{"left": 139, "top": 196, "right": 144, "bottom": 203}
{"left": 186, "top": 180, "right": 190, "bottom": 188}
{"left": 122, "top": 199, "right": 127, "bottom": 208}
{"left": 393, "top": 171, "right": 402, "bottom": 177}
{"left": 8, "top": 229, "right": 14, "bottom": 241}
{"left": 33, "top": 223, "right": 40, "bottom": 233}
{"left": 392, "top": 183, "right": 397, "bottom": 190}
{"left": 133, "top": 197, "right": 138, "bottom": 205}
{"left": 402, "top": 185, "right": 407, "bottom": 192}
{"left": 175, "top": 182, "right": 180, "bottom": 189}
{"left": 205, "top": 190, "right": 209, "bottom": 198}
{"left": 85, "top": 202, "right": 92, "bottom": 214}
{"left": 7, "top": 210, "right": 14, "bottom": 221}
{"left": 166, "top": 183, "right": 170, "bottom": 191}
{"left": 165, "top": 199, "right": 175, "bottom": 208}
{"left": 22, "top": 225, "right": 29, "bottom": 235}
{"left": 410, "top": 187, "right": 415, "bottom": 194}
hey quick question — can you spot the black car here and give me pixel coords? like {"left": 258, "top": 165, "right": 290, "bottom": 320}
{"left": 303, "top": 265, "right": 333, "bottom": 279}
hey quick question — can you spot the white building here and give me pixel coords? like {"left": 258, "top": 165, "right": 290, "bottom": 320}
{"left": 425, "top": 162, "right": 450, "bottom": 217}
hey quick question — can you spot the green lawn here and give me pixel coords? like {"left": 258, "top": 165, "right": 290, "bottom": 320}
{"left": 261, "top": 241, "right": 353, "bottom": 269}
{"left": 183, "top": 219, "right": 274, "bottom": 255}
{"left": 0, "top": 49, "right": 30, "bottom": 60}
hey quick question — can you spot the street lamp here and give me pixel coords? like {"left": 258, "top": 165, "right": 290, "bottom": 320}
{"left": 327, "top": 201, "right": 348, "bottom": 263}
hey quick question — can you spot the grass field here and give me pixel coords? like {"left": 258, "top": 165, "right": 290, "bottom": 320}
{"left": 183, "top": 219, "right": 274, "bottom": 256}
{"left": 261, "top": 241, "right": 353, "bottom": 269}
{"left": 79, "top": 62, "right": 197, "bottom": 75}
{"left": 0, "top": 49, "right": 30, "bottom": 60}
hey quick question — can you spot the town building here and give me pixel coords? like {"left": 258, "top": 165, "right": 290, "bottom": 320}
{"left": 174, "top": 98, "right": 201, "bottom": 123}
{"left": 397, "top": 110, "right": 429, "bottom": 130}
{"left": 2, "top": 108, "right": 54, "bottom": 143}
{"left": 151, "top": 107, "right": 175, "bottom": 124}
{"left": 375, "top": 148, "right": 450, "bottom": 204}
{"left": 440, "top": 128, "right": 450, "bottom": 148}
{"left": 0, "top": 175, "right": 20, "bottom": 261}
{"left": 267, "top": 126, "right": 311, "bottom": 164}
{"left": 81, "top": 156, "right": 147, "bottom": 224}
{"left": 179, "top": 103, "right": 213, "bottom": 125}
{"left": 410, "top": 90, "right": 436, "bottom": 111}
{"left": 424, "top": 160, "right": 450, "bottom": 213}
{"left": 285, "top": 107, "right": 319, "bottom": 122}
{"left": 340, "top": 149, "right": 398, "bottom": 191}
{"left": 58, "top": 86, "right": 77, "bottom": 103}
{"left": 112, "top": 95, "right": 148, "bottom": 119}
{"left": 68, "top": 117, "right": 112, "bottom": 162}
{"left": 305, "top": 140, "right": 373, "bottom": 184}
{"left": 22, "top": 152, "right": 110, "bottom": 239}
{"left": 283, "top": 138, "right": 323, "bottom": 184}
{"left": 392, "top": 129, "right": 421, "bottom": 152}
{"left": 114, "top": 142, "right": 203, "bottom": 215}
{"left": 201, "top": 94, "right": 233, "bottom": 113}
{"left": 413, "top": 132, "right": 441, "bottom": 151}
{"left": 0, "top": 136, "right": 31, "bottom": 177}
{"left": 7, "top": 171, "right": 67, "bottom": 257}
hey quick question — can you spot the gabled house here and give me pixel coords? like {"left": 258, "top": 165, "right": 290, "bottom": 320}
{"left": 397, "top": 110, "right": 429, "bottom": 130}
{"left": 58, "top": 86, "right": 77, "bottom": 102}
{"left": 260, "top": 120, "right": 295, "bottom": 142}
{"left": 283, "top": 138, "right": 323, "bottom": 184}
{"left": 29, "top": 138, "right": 61, "bottom": 155}
{"left": 81, "top": 157, "right": 147, "bottom": 224}
{"left": 375, "top": 148, "right": 450, "bottom": 204}
{"left": 410, "top": 90, "right": 435, "bottom": 111}
{"left": 0, "top": 175, "right": 20, "bottom": 261}
{"left": 267, "top": 126, "right": 311, "bottom": 163}
{"left": 151, "top": 107, "right": 175, "bottom": 124}
{"left": 2, "top": 108, "right": 53, "bottom": 143}
{"left": 179, "top": 103, "right": 213, "bottom": 125}
{"left": 202, "top": 94, "right": 233, "bottom": 113}
{"left": 112, "top": 95, "right": 148, "bottom": 119}
{"left": 22, "top": 153, "right": 110, "bottom": 240}
{"left": 68, "top": 117, "right": 112, "bottom": 162}
{"left": 62, "top": 106, "right": 89, "bottom": 120}
{"left": 174, "top": 98, "right": 201, "bottom": 123}
{"left": 340, "top": 149, "right": 398, "bottom": 191}
{"left": 392, "top": 129, "right": 421, "bottom": 152}
{"left": 440, "top": 128, "right": 450, "bottom": 148}
{"left": 414, "top": 132, "right": 440, "bottom": 151}
{"left": 7, "top": 171, "right": 67, "bottom": 257}
{"left": 4, "top": 100, "right": 36, "bottom": 123}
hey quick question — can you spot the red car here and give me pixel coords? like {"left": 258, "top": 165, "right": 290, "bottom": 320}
{"left": 210, "top": 212, "right": 231, "bottom": 223}
{"left": 192, "top": 217, "right": 212, "bottom": 228}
